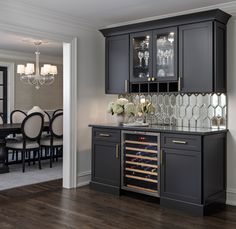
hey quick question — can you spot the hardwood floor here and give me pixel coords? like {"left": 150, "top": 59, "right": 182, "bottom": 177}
{"left": 0, "top": 180, "right": 236, "bottom": 229}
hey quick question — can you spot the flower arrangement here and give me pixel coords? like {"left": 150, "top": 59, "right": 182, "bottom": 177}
{"left": 108, "top": 98, "right": 135, "bottom": 117}
{"left": 137, "top": 101, "right": 156, "bottom": 116}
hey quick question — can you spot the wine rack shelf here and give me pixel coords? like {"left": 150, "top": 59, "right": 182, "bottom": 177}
{"left": 125, "top": 168, "right": 158, "bottom": 176}
{"left": 125, "top": 175, "right": 158, "bottom": 183}
{"left": 125, "top": 140, "right": 158, "bottom": 146}
{"left": 126, "top": 161, "right": 158, "bottom": 168}
{"left": 126, "top": 154, "right": 158, "bottom": 161}
{"left": 127, "top": 185, "right": 158, "bottom": 194}
{"left": 122, "top": 131, "right": 160, "bottom": 197}
{"left": 126, "top": 147, "right": 157, "bottom": 154}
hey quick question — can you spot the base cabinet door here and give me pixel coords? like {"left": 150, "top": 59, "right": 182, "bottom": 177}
{"left": 161, "top": 148, "right": 201, "bottom": 204}
{"left": 92, "top": 141, "right": 120, "bottom": 187}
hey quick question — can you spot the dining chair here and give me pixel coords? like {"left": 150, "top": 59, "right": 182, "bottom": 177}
{"left": 6, "top": 112, "right": 44, "bottom": 172}
{"left": 10, "top": 110, "right": 27, "bottom": 161}
{"left": 0, "top": 114, "right": 3, "bottom": 124}
{"left": 41, "top": 112, "right": 63, "bottom": 168}
{"left": 10, "top": 110, "right": 27, "bottom": 124}
{"left": 44, "top": 111, "right": 51, "bottom": 122}
{"left": 52, "top": 109, "right": 63, "bottom": 117}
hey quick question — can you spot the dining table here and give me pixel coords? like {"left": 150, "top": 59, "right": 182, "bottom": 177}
{"left": 0, "top": 122, "right": 49, "bottom": 174}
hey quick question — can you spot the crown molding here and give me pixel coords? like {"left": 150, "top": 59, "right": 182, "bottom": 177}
{"left": 1, "top": 0, "right": 98, "bottom": 33}
{"left": 0, "top": 49, "right": 63, "bottom": 65}
{"left": 102, "top": 1, "right": 236, "bottom": 29}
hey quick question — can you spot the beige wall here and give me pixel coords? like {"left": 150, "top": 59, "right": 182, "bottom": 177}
{"left": 0, "top": 56, "right": 63, "bottom": 111}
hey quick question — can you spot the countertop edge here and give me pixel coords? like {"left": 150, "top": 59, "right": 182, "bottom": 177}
{"left": 88, "top": 124, "right": 228, "bottom": 136}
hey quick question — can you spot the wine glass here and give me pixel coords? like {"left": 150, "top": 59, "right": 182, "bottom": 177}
{"left": 138, "top": 51, "right": 144, "bottom": 67}
{"left": 168, "top": 32, "right": 175, "bottom": 44}
{"left": 144, "top": 51, "right": 149, "bottom": 67}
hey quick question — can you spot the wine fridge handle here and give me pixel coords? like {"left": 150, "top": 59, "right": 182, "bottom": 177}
{"left": 116, "top": 144, "right": 119, "bottom": 159}
{"left": 160, "top": 149, "right": 164, "bottom": 166}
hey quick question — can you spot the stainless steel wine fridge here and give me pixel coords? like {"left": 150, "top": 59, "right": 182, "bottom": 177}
{"left": 121, "top": 131, "right": 160, "bottom": 197}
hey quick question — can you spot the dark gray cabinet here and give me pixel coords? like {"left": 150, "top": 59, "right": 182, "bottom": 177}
{"left": 105, "top": 35, "right": 129, "bottom": 94}
{"left": 91, "top": 128, "right": 121, "bottom": 194}
{"left": 179, "top": 22, "right": 213, "bottom": 93}
{"left": 101, "top": 9, "right": 230, "bottom": 94}
{"left": 161, "top": 148, "right": 201, "bottom": 204}
{"left": 160, "top": 133, "right": 226, "bottom": 215}
{"left": 179, "top": 21, "right": 227, "bottom": 93}
{"left": 90, "top": 126, "right": 227, "bottom": 215}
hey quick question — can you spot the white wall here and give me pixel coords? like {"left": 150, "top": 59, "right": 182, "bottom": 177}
{"left": 226, "top": 17, "right": 236, "bottom": 205}
{"left": 0, "top": 0, "right": 116, "bottom": 186}
{"left": 76, "top": 29, "right": 116, "bottom": 184}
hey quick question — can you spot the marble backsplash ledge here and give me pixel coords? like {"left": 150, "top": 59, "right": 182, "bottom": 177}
{"left": 119, "top": 93, "right": 227, "bottom": 129}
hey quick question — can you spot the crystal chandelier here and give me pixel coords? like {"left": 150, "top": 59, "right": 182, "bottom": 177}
{"left": 17, "top": 41, "right": 58, "bottom": 89}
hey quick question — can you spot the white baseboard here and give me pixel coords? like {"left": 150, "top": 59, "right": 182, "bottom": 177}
{"left": 77, "top": 171, "right": 91, "bottom": 187}
{"left": 227, "top": 189, "right": 236, "bottom": 206}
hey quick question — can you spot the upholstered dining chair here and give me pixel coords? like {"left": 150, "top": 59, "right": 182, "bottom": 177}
{"left": 52, "top": 109, "right": 63, "bottom": 117}
{"left": 0, "top": 114, "right": 4, "bottom": 124}
{"left": 44, "top": 111, "right": 51, "bottom": 123}
{"left": 10, "top": 110, "right": 27, "bottom": 124}
{"left": 9, "top": 110, "right": 27, "bottom": 160}
{"left": 41, "top": 112, "right": 63, "bottom": 168}
{"left": 6, "top": 112, "right": 44, "bottom": 172}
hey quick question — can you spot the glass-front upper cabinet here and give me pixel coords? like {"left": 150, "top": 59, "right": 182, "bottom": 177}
{"left": 130, "top": 31, "right": 153, "bottom": 82}
{"left": 153, "top": 27, "right": 177, "bottom": 81}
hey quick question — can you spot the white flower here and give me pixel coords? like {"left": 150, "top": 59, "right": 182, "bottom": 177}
{"left": 116, "top": 98, "right": 129, "bottom": 106}
{"left": 124, "top": 103, "right": 135, "bottom": 117}
{"left": 113, "top": 104, "right": 124, "bottom": 114}
{"left": 147, "top": 103, "right": 156, "bottom": 114}
{"left": 107, "top": 102, "right": 114, "bottom": 114}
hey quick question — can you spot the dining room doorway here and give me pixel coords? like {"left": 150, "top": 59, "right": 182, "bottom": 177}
{"left": 0, "top": 28, "right": 78, "bottom": 190}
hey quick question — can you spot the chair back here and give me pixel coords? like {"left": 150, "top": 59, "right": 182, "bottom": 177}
{"left": 50, "top": 112, "right": 63, "bottom": 138}
{"left": 21, "top": 112, "right": 44, "bottom": 141}
{"left": 0, "top": 114, "right": 3, "bottom": 124}
{"left": 52, "top": 109, "right": 63, "bottom": 117}
{"left": 10, "top": 110, "right": 27, "bottom": 124}
{"left": 44, "top": 111, "right": 51, "bottom": 122}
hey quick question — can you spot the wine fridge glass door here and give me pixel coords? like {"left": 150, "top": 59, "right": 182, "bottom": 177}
{"left": 121, "top": 131, "right": 160, "bottom": 197}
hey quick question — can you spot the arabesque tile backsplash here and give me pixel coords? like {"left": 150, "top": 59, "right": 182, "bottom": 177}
{"left": 120, "top": 93, "right": 227, "bottom": 128}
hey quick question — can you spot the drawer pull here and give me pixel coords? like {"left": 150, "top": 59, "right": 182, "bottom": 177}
{"left": 116, "top": 144, "right": 119, "bottom": 159}
{"left": 172, "top": 140, "right": 187, "bottom": 144}
{"left": 99, "top": 133, "right": 111, "bottom": 137}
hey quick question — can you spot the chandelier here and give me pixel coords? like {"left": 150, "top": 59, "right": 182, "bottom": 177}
{"left": 17, "top": 41, "right": 58, "bottom": 89}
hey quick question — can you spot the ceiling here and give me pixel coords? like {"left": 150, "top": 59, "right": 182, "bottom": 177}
{"left": 0, "top": 0, "right": 234, "bottom": 56}
{"left": 0, "top": 30, "right": 63, "bottom": 57}
{"left": 19, "top": 0, "right": 235, "bottom": 28}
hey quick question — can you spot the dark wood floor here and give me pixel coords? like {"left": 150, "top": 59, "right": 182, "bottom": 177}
{"left": 0, "top": 180, "right": 236, "bottom": 229}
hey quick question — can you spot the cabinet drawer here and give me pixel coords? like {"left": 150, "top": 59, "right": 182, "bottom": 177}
{"left": 161, "top": 134, "right": 201, "bottom": 151}
{"left": 93, "top": 128, "right": 120, "bottom": 142}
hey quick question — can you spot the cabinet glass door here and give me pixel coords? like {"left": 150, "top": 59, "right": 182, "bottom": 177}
{"left": 130, "top": 31, "right": 152, "bottom": 82}
{"left": 153, "top": 27, "right": 177, "bottom": 81}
